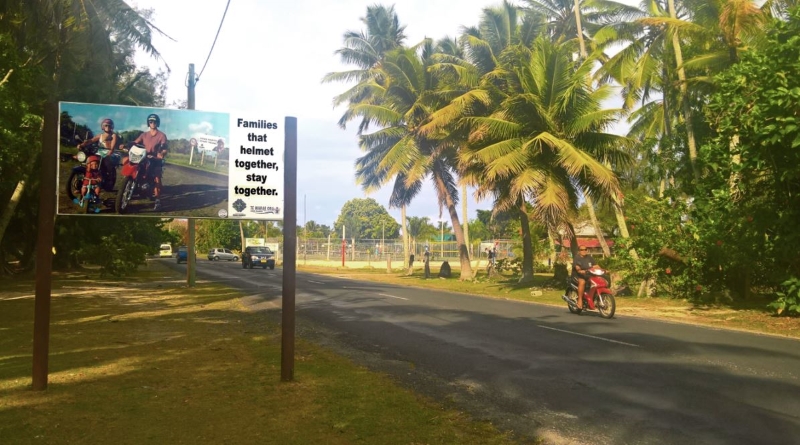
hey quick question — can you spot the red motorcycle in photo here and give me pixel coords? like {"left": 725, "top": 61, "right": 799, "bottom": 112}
{"left": 564, "top": 267, "right": 616, "bottom": 318}
{"left": 115, "top": 143, "right": 159, "bottom": 214}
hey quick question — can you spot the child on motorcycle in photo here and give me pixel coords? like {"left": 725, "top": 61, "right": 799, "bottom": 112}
{"left": 79, "top": 118, "right": 119, "bottom": 189}
{"left": 130, "top": 113, "right": 168, "bottom": 210}
{"left": 563, "top": 245, "right": 596, "bottom": 305}
{"left": 80, "top": 155, "right": 102, "bottom": 203}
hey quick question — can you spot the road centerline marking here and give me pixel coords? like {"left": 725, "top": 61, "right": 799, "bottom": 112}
{"left": 379, "top": 293, "right": 408, "bottom": 301}
{"left": 307, "top": 280, "right": 325, "bottom": 284}
{"left": 538, "top": 325, "right": 640, "bottom": 347}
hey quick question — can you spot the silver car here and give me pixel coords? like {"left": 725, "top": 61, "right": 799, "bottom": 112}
{"left": 207, "top": 248, "right": 239, "bottom": 262}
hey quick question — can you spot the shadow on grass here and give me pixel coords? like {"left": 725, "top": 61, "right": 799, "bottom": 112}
{"left": 0, "top": 264, "right": 519, "bottom": 445}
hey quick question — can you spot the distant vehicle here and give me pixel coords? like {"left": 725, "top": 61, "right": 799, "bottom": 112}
{"left": 242, "top": 246, "right": 275, "bottom": 270}
{"left": 159, "top": 244, "right": 173, "bottom": 258}
{"left": 208, "top": 248, "right": 238, "bottom": 262}
{"left": 176, "top": 246, "right": 195, "bottom": 264}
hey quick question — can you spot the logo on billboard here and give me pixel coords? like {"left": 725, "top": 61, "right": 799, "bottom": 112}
{"left": 232, "top": 199, "right": 247, "bottom": 212}
{"left": 250, "top": 205, "right": 280, "bottom": 215}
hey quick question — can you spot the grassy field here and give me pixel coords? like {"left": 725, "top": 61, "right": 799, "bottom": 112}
{"left": 297, "top": 263, "right": 800, "bottom": 340}
{"left": 0, "top": 263, "right": 528, "bottom": 445}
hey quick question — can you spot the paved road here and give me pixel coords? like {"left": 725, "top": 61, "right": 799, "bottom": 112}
{"left": 162, "top": 259, "right": 800, "bottom": 445}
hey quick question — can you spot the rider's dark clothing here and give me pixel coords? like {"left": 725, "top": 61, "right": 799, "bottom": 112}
{"left": 572, "top": 253, "right": 595, "bottom": 279}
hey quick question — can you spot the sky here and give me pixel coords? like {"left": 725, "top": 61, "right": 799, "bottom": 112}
{"left": 63, "top": 102, "right": 230, "bottom": 145}
{"left": 129, "top": 0, "right": 636, "bottom": 229}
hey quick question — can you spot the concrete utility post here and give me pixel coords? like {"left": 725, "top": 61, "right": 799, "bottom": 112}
{"left": 187, "top": 63, "right": 197, "bottom": 286}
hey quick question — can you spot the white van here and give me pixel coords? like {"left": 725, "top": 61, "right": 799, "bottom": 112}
{"left": 159, "top": 244, "right": 173, "bottom": 258}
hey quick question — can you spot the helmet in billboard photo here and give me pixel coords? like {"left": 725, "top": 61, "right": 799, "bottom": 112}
{"left": 101, "top": 118, "right": 114, "bottom": 130}
{"left": 147, "top": 113, "right": 160, "bottom": 127}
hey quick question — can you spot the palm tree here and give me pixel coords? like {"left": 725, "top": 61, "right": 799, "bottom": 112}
{"left": 464, "top": 38, "right": 630, "bottom": 271}
{"left": 406, "top": 216, "right": 438, "bottom": 253}
{"left": 323, "top": 4, "right": 413, "bottom": 267}
{"left": 350, "top": 42, "right": 474, "bottom": 279}
{"left": 525, "top": 0, "right": 639, "bottom": 258}
{"left": 322, "top": 4, "right": 407, "bottom": 130}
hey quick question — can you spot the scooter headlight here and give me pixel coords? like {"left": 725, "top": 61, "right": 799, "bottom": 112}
{"left": 76, "top": 152, "right": 86, "bottom": 162}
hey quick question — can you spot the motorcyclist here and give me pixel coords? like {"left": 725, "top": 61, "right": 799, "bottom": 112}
{"left": 130, "top": 113, "right": 168, "bottom": 210}
{"left": 563, "top": 245, "right": 596, "bottom": 306}
{"left": 79, "top": 118, "right": 119, "bottom": 190}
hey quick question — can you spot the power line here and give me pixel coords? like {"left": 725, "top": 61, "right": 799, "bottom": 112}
{"left": 196, "top": 0, "right": 232, "bottom": 82}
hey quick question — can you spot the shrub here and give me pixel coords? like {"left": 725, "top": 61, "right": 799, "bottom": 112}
{"left": 768, "top": 278, "right": 800, "bottom": 316}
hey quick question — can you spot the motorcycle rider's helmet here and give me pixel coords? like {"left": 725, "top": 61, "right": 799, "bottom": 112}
{"left": 147, "top": 113, "right": 160, "bottom": 127}
{"left": 101, "top": 118, "right": 114, "bottom": 130}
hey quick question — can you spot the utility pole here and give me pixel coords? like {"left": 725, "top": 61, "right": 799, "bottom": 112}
{"left": 303, "top": 194, "right": 307, "bottom": 265}
{"left": 187, "top": 63, "right": 197, "bottom": 286}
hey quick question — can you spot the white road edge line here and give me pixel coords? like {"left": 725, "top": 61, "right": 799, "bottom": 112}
{"left": 538, "top": 325, "right": 640, "bottom": 347}
{"left": 379, "top": 293, "right": 408, "bottom": 301}
{"left": 307, "top": 280, "right": 325, "bottom": 284}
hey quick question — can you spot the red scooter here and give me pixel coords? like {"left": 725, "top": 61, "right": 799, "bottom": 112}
{"left": 563, "top": 267, "right": 616, "bottom": 318}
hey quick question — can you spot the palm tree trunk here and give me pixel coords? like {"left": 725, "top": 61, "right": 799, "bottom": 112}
{"left": 585, "top": 194, "right": 610, "bottom": 257}
{"left": 433, "top": 173, "right": 472, "bottom": 280}
{"left": 573, "top": 0, "right": 587, "bottom": 57}
{"left": 239, "top": 221, "right": 245, "bottom": 252}
{"left": 401, "top": 204, "right": 409, "bottom": 268}
{"left": 0, "top": 179, "right": 26, "bottom": 254}
{"left": 518, "top": 199, "right": 534, "bottom": 284}
{"left": 461, "top": 183, "right": 470, "bottom": 257}
{"left": 667, "top": 0, "right": 699, "bottom": 180}
{"left": 547, "top": 230, "right": 557, "bottom": 268}
{"left": 729, "top": 134, "right": 741, "bottom": 198}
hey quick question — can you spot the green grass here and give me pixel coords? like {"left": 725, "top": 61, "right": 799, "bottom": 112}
{"left": 0, "top": 264, "right": 528, "bottom": 445}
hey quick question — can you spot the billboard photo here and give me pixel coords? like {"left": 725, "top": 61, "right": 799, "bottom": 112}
{"left": 57, "top": 102, "right": 284, "bottom": 220}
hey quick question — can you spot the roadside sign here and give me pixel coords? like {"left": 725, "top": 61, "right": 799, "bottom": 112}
{"left": 57, "top": 102, "right": 284, "bottom": 220}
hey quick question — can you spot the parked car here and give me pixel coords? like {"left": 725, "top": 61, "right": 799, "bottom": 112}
{"left": 176, "top": 246, "right": 196, "bottom": 264}
{"left": 242, "top": 246, "right": 275, "bottom": 269}
{"left": 208, "top": 248, "right": 238, "bottom": 262}
{"left": 159, "top": 243, "right": 173, "bottom": 258}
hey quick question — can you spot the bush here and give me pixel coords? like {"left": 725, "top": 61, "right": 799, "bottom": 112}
{"left": 496, "top": 257, "right": 521, "bottom": 275}
{"left": 80, "top": 235, "right": 149, "bottom": 277}
{"left": 768, "top": 278, "right": 800, "bottom": 316}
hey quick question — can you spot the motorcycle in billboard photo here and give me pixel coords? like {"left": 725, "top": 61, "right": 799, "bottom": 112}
{"left": 65, "top": 139, "right": 120, "bottom": 214}
{"left": 115, "top": 143, "right": 161, "bottom": 214}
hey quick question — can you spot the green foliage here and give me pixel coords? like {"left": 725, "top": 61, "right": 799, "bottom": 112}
{"left": 697, "top": 7, "right": 800, "bottom": 294}
{"left": 81, "top": 235, "right": 149, "bottom": 277}
{"left": 769, "top": 278, "right": 800, "bottom": 316}
{"left": 613, "top": 195, "right": 706, "bottom": 300}
{"left": 496, "top": 256, "right": 521, "bottom": 275}
{"left": 196, "top": 220, "right": 241, "bottom": 252}
{"left": 334, "top": 198, "right": 399, "bottom": 240}
{"left": 0, "top": 1, "right": 168, "bottom": 273}
{"left": 53, "top": 217, "right": 169, "bottom": 275}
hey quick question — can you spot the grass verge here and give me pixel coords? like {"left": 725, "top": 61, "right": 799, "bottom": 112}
{"left": 298, "top": 264, "right": 800, "bottom": 340}
{"left": 0, "top": 263, "right": 527, "bottom": 445}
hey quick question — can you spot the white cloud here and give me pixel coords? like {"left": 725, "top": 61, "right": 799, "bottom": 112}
{"left": 188, "top": 121, "right": 216, "bottom": 134}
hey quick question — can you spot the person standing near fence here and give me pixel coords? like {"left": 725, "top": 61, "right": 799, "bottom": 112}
{"left": 408, "top": 253, "right": 415, "bottom": 276}
{"left": 424, "top": 246, "right": 431, "bottom": 278}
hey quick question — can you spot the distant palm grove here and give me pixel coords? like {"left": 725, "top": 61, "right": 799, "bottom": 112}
{"left": 323, "top": 0, "right": 800, "bottom": 314}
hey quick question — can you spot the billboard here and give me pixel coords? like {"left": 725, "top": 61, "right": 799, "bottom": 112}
{"left": 57, "top": 102, "right": 284, "bottom": 220}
